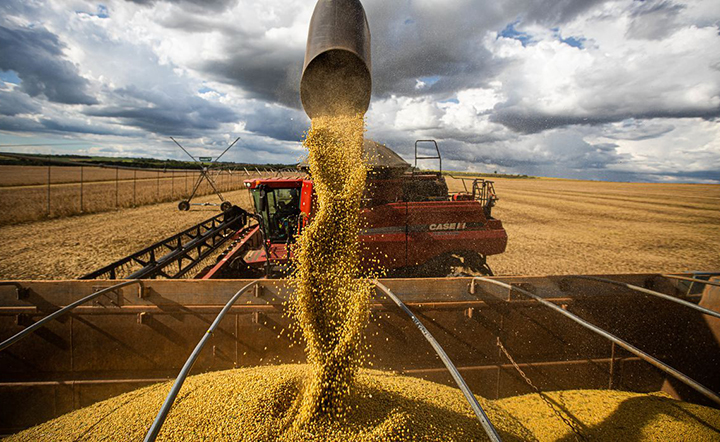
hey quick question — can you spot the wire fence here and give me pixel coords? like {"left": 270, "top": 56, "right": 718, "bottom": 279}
{"left": 0, "top": 163, "right": 299, "bottom": 226}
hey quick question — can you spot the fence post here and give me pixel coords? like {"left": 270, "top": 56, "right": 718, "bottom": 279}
{"left": 133, "top": 169, "right": 137, "bottom": 207}
{"left": 47, "top": 164, "right": 51, "bottom": 217}
{"left": 80, "top": 165, "right": 84, "bottom": 213}
{"left": 185, "top": 171, "right": 188, "bottom": 196}
{"left": 156, "top": 171, "right": 160, "bottom": 201}
{"left": 115, "top": 167, "right": 119, "bottom": 209}
{"left": 171, "top": 170, "right": 174, "bottom": 198}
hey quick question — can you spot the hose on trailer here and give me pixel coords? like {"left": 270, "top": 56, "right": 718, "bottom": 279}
{"left": 373, "top": 280, "right": 503, "bottom": 442}
{"left": 143, "top": 279, "right": 260, "bottom": 442}
{"left": 570, "top": 275, "right": 720, "bottom": 320}
{"left": 472, "top": 277, "right": 720, "bottom": 407}
{"left": 0, "top": 280, "right": 143, "bottom": 353}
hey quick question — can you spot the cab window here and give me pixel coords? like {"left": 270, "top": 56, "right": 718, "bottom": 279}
{"left": 252, "top": 187, "right": 301, "bottom": 242}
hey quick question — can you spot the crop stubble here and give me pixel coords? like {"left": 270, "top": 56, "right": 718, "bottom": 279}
{"left": 1, "top": 175, "right": 717, "bottom": 280}
{"left": 0, "top": 189, "right": 255, "bottom": 279}
{"left": 465, "top": 177, "right": 720, "bottom": 275}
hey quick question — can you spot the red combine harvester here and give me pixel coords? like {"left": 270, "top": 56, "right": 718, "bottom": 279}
{"left": 197, "top": 139, "right": 507, "bottom": 279}
{"left": 80, "top": 139, "right": 507, "bottom": 281}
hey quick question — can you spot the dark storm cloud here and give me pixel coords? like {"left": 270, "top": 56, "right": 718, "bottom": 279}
{"left": 85, "top": 85, "right": 237, "bottom": 136}
{"left": 366, "top": 0, "right": 607, "bottom": 98}
{"left": 190, "top": 0, "right": 604, "bottom": 109}
{"left": 242, "top": 105, "right": 308, "bottom": 142}
{"left": 456, "top": 139, "right": 624, "bottom": 170}
{"left": 202, "top": 47, "right": 303, "bottom": 108}
{"left": 0, "top": 116, "right": 44, "bottom": 133}
{"left": 367, "top": 2, "right": 506, "bottom": 99}
{"left": 0, "top": 25, "right": 97, "bottom": 105}
{"left": 519, "top": 0, "right": 605, "bottom": 24}
{"left": 602, "top": 119, "right": 676, "bottom": 141}
{"left": 627, "top": 0, "right": 686, "bottom": 40}
{"left": 124, "top": 0, "right": 238, "bottom": 13}
{"left": 491, "top": 106, "right": 720, "bottom": 134}
{"left": 654, "top": 169, "right": 720, "bottom": 182}
{"left": 39, "top": 118, "right": 136, "bottom": 136}
{"left": 0, "top": 114, "right": 142, "bottom": 136}
{"left": 0, "top": 89, "right": 40, "bottom": 116}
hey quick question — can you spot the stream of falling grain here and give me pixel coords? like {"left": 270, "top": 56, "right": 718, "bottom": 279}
{"left": 288, "top": 114, "right": 373, "bottom": 424}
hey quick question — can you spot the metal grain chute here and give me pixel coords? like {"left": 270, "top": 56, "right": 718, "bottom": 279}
{"left": 301, "top": 0, "right": 372, "bottom": 118}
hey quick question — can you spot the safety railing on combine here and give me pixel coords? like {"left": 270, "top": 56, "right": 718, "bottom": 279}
{"left": 373, "top": 280, "right": 503, "bottom": 442}
{"left": 0, "top": 280, "right": 143, "bottom": 353}
{"left": 447, "top": 176, "right": 498, "bottom": 206}
{"left": 471, "top": 277, "right": 720, "bottom": 406}
{"left": 414, "top": 139, "right": 442, "bottom": 174}
{"left": 143, "top": 280, "right": 260, "bottom": 442}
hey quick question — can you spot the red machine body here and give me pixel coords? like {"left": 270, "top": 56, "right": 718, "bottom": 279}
{"left": 200, "top": 171, "right": 507, "bottom": 279}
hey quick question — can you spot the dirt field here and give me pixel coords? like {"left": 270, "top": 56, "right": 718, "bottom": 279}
{"left": 0, "top": 176, "right": 718, "bottom": 280}
{"left": 0, "top": 189, "right": 255, "bottom": 280}
{"left": 465, "top": 177, "right": 720, "bottom": 275}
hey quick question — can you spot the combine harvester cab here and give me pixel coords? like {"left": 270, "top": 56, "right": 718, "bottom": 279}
{"left": 201, "top": 139, "right": 508, "bottom": 279}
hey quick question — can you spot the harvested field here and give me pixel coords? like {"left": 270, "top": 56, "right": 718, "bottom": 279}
{"left": 0, "top": 189, "right": 254, "bottom": 280}
{"left": 0, "top": 165, "right": 278, "bottom": 226}
{"left": 445, "top": 177, "right": 720, "bottom": 275}
{"left": 0, "top": 176, "right": 718, "bottom": 280}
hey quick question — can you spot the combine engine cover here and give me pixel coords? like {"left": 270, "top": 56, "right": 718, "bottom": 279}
{"left": 361, "top": 199, "right": 506, "bottom": 275}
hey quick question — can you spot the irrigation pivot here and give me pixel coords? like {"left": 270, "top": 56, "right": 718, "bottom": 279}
{"left": 170, "top": 136, "right": 240, "bottom": 211}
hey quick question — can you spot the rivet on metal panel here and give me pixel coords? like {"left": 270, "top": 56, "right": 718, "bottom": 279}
{"left": 464, "top": 307, "right": 474, "bottom": 319}
{"left": 561, "top": 304, "right": 568, "bottom": 310}
{"left": 212, "top": 345, "right": 217, "bottom": 357}
{"left": 137, "top": 312, "right": 149, "bottom": 325}
{"left": 254, "top": 284, "right": 263, "bottom": 298}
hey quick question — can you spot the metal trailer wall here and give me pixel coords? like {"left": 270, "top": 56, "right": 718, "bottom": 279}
{"left": 0, "top": 275, "right": 718, "bottom": 434}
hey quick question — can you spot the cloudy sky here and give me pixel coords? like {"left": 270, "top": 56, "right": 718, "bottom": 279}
{"left": 1, "top": 0, "right": 719, "bottom": 182}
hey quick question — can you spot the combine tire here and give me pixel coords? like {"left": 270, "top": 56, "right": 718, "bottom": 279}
{"left": 178, "top": 200, "right": 190, "bottom": 211}
{"left": 221, "top": 201, "right": 232, "bottom": 212}
{"left": 447, "top": 251, "right": 493, "bottom": 277}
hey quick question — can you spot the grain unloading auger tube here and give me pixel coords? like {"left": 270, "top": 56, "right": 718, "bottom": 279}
{"left": 301, "top": 0, "right": 371, "bottom": 119}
